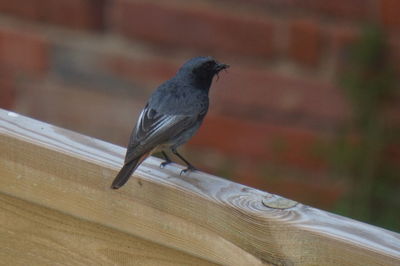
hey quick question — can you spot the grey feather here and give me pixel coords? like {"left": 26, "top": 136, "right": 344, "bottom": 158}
{"left": 112, "top": 56, "right": 229, "bottom": 189}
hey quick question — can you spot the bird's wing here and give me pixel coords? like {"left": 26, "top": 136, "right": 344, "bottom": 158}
{"left": 124, "top": 104, "right": 197, "bottom": 164}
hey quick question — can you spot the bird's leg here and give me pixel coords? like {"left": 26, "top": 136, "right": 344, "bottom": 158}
{"left": 160, "top": 151, "right": 172, "bottom": 168}
{"left": 171, "top": 148, "right": 197, "bottom": 175}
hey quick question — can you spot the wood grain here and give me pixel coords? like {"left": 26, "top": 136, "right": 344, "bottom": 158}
{"left": 0, "top": 108, "right": 399, "bottom": 265}
{"left": 0, "top": 192, "right": 216, "bottom": 266}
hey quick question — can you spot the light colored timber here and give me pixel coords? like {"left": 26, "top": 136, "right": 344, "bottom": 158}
{"left": 0, "top": 108, "right": 399, "bottom": 266}
{"left": 0, "top": 192, "right": 216, "bottom": 266}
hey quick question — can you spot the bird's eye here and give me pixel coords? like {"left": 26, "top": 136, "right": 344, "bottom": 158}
{"left": 204, "top": 61, "right": 213, "bottom": 68}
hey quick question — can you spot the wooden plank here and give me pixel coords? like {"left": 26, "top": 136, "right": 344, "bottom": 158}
{"left": 0, "top": 108, "right": 399, "bottom": 265}
{"left": 0, "top": 192, "right": 216, "bottom": 266}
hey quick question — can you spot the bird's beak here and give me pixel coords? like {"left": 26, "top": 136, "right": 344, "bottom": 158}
{"left": 214, "top": 63, "right": 230, "bottom": 73}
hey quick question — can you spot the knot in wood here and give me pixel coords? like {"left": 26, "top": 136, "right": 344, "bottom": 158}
{"left": 262, "top": 194, "right": 298, "bottom": 209}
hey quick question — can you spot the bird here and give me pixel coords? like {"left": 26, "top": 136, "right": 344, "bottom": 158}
{"left": 111, "top": 56, "right": 229, "bottom": 189}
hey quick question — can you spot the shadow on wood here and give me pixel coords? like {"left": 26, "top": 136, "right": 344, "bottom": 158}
{"left": 0, "top": 108, "right": 399, "bottom": 265}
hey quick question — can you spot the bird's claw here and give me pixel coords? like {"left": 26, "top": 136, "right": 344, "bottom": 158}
{"left": 180, "top": 166, "right": 197, "bottom": 176}
{"left": 160, "top": 161, "right": 172, "bottom": 169}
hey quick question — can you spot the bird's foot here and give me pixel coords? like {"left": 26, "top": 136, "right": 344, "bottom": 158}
{"left": 160, "top": 160, "right": 172, "bottom": 169}
{"left": 180, "top": 165, "right": 197, "bottom": 176}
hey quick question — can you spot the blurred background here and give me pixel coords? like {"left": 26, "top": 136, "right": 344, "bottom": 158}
{"left": 0, "top": 0, "right": 399, "bottom": 231}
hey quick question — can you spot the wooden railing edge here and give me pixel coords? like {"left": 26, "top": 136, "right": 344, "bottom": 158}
{"left": 1, "top": 108, "right": 399, "bottom": 266}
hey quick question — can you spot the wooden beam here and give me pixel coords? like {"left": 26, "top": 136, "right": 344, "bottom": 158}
{"left": 0, "top": 192, "right": 216, "bottom": 265}
{"left": 0, "top": 108, "right": 399, "bottom": 265}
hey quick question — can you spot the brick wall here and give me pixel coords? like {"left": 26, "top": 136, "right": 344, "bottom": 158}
{"left": 1, "top": 0, "right": 399, "bottom": 209}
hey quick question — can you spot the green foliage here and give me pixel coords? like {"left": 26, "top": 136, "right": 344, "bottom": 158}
{"left": 332, "top": 25, "right": 400, "bottom": 232}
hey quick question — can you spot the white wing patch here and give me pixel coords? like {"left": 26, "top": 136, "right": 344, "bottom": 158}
{"left": 134, "top": 105, "right": 194, "bottom": 145}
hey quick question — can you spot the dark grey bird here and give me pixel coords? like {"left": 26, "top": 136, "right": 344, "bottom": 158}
{"left": 111, "top": 56, "right": 229, "bottom": 189}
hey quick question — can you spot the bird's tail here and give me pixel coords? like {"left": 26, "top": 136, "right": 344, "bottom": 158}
{"left": 111, "top": 157, "right": 141, "bottom": 189}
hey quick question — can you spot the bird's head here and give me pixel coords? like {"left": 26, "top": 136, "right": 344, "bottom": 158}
{"left": 177, "top": 56, "right": 229, "bottom": 89}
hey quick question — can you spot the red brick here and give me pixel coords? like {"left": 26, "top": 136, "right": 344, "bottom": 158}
{"left": 41, "top": 0, "right": 104, "bottom": 30}
{"left": 0, "top": 69, "right": 16, "bottom": 109}
{"left": 0, "top": 0, "right": 104, "bottom": 30}
{"left": 0, "top": 27, "right": 49, "bottom": 75}
{"left": 329, "top": 26, "right": 360, "bottom": 53}
{"left": 301, "top": 0, "right": 372, "bottom": 19}
{"left": 105, "top": 55, "right": 179, "bottom": 86}
{"left": 0, "top": 0, "right": 40, "bottom": 20}
{"left": 289, "top": 19, "right": 322, "bottom": 66}
{"left": 379, "top": 0, "right": 400, "bottom": 30}
{"left": 218, "top": 0, "right": 296, "bottom": 10}
{"left": 13, "top": 79, "right": 148, "bottom": 146}
{"left": 188, "top": 145, "right": 344, "bottom": 209}
{"left": 232, "top": 163, "right": 344, "bottom": 209}
{"left": 110, "top": 1, "right": 275, "bottom": 58}
{"left": 190, "top": 114, "right": 329, "bottom": 171}
{"left": 328, "top": 26, "right": 361, "bottom": 75}
{"left": 104, "top": 56, "right": 349, "bottom": 128}
{"left": 210, "top": 65, "right": 349, "bottom": 128}
{"left": 105, "top": 55, "right": 349, "bottom": 129}
{"left": 214, "top": 0, "right": 371, "bottom": 20}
